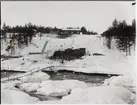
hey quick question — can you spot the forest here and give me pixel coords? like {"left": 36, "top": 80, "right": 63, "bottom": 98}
{"left": 101, "top": 19, "right": 136, "bottom": 55}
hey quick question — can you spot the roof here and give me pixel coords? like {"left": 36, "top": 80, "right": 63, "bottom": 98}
{"left": 62, "top": 28, "right": 81, "bottom": 31}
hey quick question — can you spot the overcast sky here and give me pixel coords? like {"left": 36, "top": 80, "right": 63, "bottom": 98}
{"left": 1, "top": 1, "right": 135, "bottom": 34}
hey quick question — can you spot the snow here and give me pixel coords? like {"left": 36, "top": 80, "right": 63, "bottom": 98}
{"left": 104, "top": 74, "right": 136, "bottom": 93}
{"left": 1, "top": 54, "right": 61, "bottom": 72}
{"left": 1, "top": 57, "right": 26, "bottom": 70}
{"left": 36, "top": 80, "right": 88, "bottom": 97}
{"left": 1, "top": 80, "right": 21, "bottom": 90}
{"left": 60, "top": 86, "right": 136, "bottom": 104}
{"left": 36, "top": 100, "right": 60, "bottom": 104}
{"left": 1, "top": 70, "right": 50, "bottom": 83}
{"left": 20, "top": 71, "right": 50, "bottom": 83}
{"left": 1, "top": 34, "right": 136, "bottom": 104}
{"left": 1, "top": 34, "right": 135, "bottom": 75}
{"left": 18, "top": 80, "right": 88, "bottom": 97}
{"left": 1, "top": 79, "right": 136, "bottom": 104}
{"left": 62, "top": 27, "right": 81, "bottom": 31}
{"left": 1, "top": 79, "right": 39, "bottom": 104}
{"left": 1, "top": 88, "right": 38, "bottom": 104}
{"left": 1, "top": 34, "right": 109, "bottom": 56}
{"left": 19, "top": 82, "right": 41, "bottom": 92}
{"left": 34, "top": 85, "right": 136, "bottom": 104}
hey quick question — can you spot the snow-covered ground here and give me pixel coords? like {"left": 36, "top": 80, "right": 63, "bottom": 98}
{"left": 36, "top": 80, "right": 88, "bottom": 96}
{"left": 20, "top": 71, "right": 50, "bottom": 83}
{"left": 60, "top": 86, "right": 136, "bottom": 104}
{"left": 1, "top": 74, "right": 136, "bottom": 104}
{"left": 1, "top": 34, "right": 136, "bottom": 104}
{"left": 1, "top": 34, "right": 135, "bottom": 75}
{"left": 1, "top": 86, "right": 38, "bottom": 104}
{"left": 104, "top": 73, "right": 136, "bottom": 93}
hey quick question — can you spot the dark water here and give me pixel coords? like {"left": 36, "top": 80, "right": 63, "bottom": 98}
{"left": 22, "top": 90, "right": 63, "bottom": 101}
{"left": 1, "top": 70, "right": 111, "bottom": 84}
{"left": 1, "top": 70, "right": 25, "bottom": 79}
{"left": 1, "top": 70, "right": 112, "bottom": 101}
{"left": 43, "top": 70, "right": 111, "bottom": 84}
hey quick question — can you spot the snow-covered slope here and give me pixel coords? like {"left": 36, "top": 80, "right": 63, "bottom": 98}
{"left": 104, "top": 74, "right": 136, "bottom": 93}
{"left": 1, "top": 34, "right": 136, "bottom": 104}
{"left": 35, "top": 85, "right": 136, "bottom": 104}
{"left": 0, "top": 34, "right": 121, "bottom": 56}
{"left": 60, "top": 86, "right": 136, "bottom": 104}
{"left": 1, "top": 88, "right": 38, "bottom": 104}
{"left": 1, "top": 34, "right": 135, "bottom": 75}
{"left": 36, "top": 80, "right": 88, "bottom": 96}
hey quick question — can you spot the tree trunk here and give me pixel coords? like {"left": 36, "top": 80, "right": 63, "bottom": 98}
{"left": 129, "top": 42, "right": 131, "bottom": 55}
{"left": 125, "top": 37, "right": 128, "bottom": 56}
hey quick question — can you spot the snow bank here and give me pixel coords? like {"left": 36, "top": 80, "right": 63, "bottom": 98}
{"left": 17, "top": 80, "right": 88, "bottom": 98}
{"left": 36, "top": 100, "right": 60, "bottom": 104}
{"left": 104, "top": 74, "right": 136, "bottom": 93}
{"left": 1, "top": 54, "right": 61, "bottom": 72}
{"left": 1, "top": 88, "right": 38, "bottom": 104}
{"left": 1, "top": 80, "right": 21, "bottom": 90}
{"left": 1, "top": 35, "right": 135, "bottom": 75}
{"left": 61, "top": 86, "right": 136, "bottom": 104}
{"left": 1, "top": 57, "right": 26, "bottom": 70}
{"left": 19, "top": 83, "right": 41, "bottom": 92}
{"left": 36, "top": 80, "right": 88, "bottom": 97}
{"left": 20, "top": 71, "right": 50, "bottom": 83}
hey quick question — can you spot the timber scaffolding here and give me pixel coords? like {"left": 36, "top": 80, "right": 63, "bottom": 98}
{"left": 27, "top": 40, "right": 49, "bottom": 55}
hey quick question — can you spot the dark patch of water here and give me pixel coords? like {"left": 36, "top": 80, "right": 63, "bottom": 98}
{"left": 43, "top": 70, "right": 111, "bottom": 84}
{"left": 25, "top": 91, "right": 62, "bottom": 101}
{"left": 1, "top": 70, "right": 112, "bottom": 101}
{"left": 1, "top": 70, "right": 25, "bottom": 78}
{"left": 1, "top": 70, "right": 112, "bottom": 84}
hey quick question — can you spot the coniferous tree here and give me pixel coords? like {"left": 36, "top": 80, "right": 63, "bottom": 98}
{"left": 81, "top": 27, "right": 87, "bottom": 34}
{"left": 102, "top": 19, "right": 136, "bottom": 55}
{"left": 112, "top": 18, "right": 119, "bottom": 28}
{"left": 2, "top": 23, "right": 7, "bottom": 42}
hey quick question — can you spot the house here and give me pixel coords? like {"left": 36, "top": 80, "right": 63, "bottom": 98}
{"left": 58, "top": 27, "right": 81, "bottom": 35}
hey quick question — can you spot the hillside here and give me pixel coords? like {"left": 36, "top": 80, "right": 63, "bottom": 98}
{"left": 1, "top": 34, "right": 135, "bottom": 75}
{"left": 1, "top": 34, "right": 136, "bottom": 104}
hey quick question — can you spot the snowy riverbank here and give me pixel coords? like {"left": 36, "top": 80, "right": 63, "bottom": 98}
{"left": 1, "top": 34, "right": 136, "bottom": 104}
{"left": 1, "top": 71, "right": 136, "bottom": 104}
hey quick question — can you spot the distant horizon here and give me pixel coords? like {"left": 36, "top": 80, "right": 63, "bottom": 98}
{"left": 1, "top": 1, "right": 135, "bottom": 34}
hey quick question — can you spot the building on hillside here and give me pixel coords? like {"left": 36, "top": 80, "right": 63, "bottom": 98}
{"left": 58, "top": 27, "right": 81, "bottom": 35}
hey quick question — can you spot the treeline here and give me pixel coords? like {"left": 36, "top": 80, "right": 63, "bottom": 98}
{"left": 81, "top": 27, "right": 98, "bottom": 35}
{"left": 0, "top": 22, "right": 50, "bottom": 55}
{"left": 1, "top": 23, "right": 98, "bottom": 37}
{"left": 1, "top": 22, "right": 60, "bottom": 35}
{"left": 1, "top": 22, "right": 98, "bottom": 55}
{"left": 1, "top": 23, "right": 61, "bottom": 49}
{"left": 101, "top": 19, "right": 136, "bottom": 55}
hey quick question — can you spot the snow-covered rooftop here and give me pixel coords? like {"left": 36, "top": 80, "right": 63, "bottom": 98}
{"left": 62, "top": 28, "right": 81, "bottom": 31}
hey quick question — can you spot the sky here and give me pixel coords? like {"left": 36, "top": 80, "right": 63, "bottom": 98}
{"left": 1, "top": 1, "right": 135, "bottom": 34}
